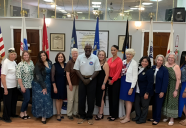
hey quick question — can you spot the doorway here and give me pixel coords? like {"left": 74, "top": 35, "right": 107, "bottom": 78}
{"left": 143, "top": 32, "right": 170, "bottom": 61}
{"left": 14, "top": 29, "right": 40, "bottom": 65}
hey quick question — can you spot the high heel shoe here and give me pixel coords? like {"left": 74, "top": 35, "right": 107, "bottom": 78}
{"left": 95, "top": 114, "right": 104, "bottom": 120}
{"left": 57, "top": 114, "right": 61, "bottom": 121}
{"left": 41, "top": 121, "right": 46, "bottom": 124}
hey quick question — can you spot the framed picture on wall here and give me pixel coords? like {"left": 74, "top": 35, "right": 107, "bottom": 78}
{"left": 118, "top": 35, "right": 132, "bottom": 52}
{"left": 50, "top": 33, "right": 65, "bottom": 51}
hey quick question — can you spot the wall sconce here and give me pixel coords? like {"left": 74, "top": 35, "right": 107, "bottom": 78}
{"left": 135, "top": 21, "right": 141, "bottom": 29}
{"left": 45, "top": 18, "right": 51, "bottom": 27}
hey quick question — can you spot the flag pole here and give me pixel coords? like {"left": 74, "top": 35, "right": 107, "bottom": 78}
{"left": 156, "top": 0, "right": 158, "bottom": 21}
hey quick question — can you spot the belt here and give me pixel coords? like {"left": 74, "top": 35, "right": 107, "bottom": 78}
{"left": 82, "top": 75, "right": 92, "bottom": 79}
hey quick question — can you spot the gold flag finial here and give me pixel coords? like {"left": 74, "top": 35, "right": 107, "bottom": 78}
{"left": 41, "top": 9, "right": 46, "bottom": 15}
{"left": 20, "top": 10, "right": 27, "bottom": 17}
{"left": 149, "top": 12, "right": 155, "bottom": 18}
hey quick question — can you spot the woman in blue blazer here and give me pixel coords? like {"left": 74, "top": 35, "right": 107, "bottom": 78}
{"left": 132, "top": 56, "right": 154, "bottom": 124}
{"left": 148, "top": 55, "right": 169, "bottom": 125}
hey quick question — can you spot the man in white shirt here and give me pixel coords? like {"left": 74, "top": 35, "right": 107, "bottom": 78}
{"left": 74, "top": 44, "right": 101, "bottom": 125}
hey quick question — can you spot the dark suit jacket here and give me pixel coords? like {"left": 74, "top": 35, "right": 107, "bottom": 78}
{"left": 138, "top": 68, "right": 154, "bottom": 97}
{"left": 152, "top": 65, "right": 169, "bottom": 93}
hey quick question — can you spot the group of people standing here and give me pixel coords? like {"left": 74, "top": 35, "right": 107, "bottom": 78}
{"left": 0, "top": 44, "right": 186, "bottom": 126}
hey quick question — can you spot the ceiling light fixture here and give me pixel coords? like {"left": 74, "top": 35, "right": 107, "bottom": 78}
{"left": 139, "top": 7, "right": 145, "bottom": 10}
{"left": 56, "top": 7, "right": 61, "bottom": 10}
{"left": 130, "top": 8, "right": 138, "bottom": 10}
{"left": 92, "top": 5, "right": 100, "bottom": 8}
{"left": 51, "top": 5, "right": 57, "bottom": 8}
{"left": 92, "top": 2, "right": 101, "bottom": 4}
{"left": 77, "top": 12, "right": 83, "bottom": 13}
{"left": 150, "top": 0, "right": 162, "bottom": 1}
{"left": 43, "top": 0, "right": 54, "bottom": 2}
{"left": 142, "top": 3, "right": 153, "bottom": 5}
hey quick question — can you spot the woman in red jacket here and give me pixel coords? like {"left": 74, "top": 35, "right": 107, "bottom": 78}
{"left": 107, "top": 45, "right": 122, "bottom": 121}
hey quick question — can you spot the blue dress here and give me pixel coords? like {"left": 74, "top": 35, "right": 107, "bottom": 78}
{"left": 51, "top": 63, "right": 67, "bottom": 100}
{"left": 179, "top": 65, "right": 186, "bottom": 117}
{"left": 32, "top": 65, "right": 53, "bottom": 118}
{"left": 119, "top": 75, "right": 136, "bottom": 102}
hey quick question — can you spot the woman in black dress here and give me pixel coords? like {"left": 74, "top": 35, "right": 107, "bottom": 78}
{"left": 51, "top": 52, "right": 67, "bottom": 121}
{"left": 95, "top": 50, "right": 109, "bottom": 120}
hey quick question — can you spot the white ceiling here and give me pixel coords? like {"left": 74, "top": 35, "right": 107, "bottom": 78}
{"left": 20, "top": 0, "right": 177, "bottom": 13}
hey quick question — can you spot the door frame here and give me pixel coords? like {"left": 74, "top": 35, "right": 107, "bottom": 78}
{"left": 10, "top": 26, "right": 42, "bottom": 51}
{"left": 141, "top": 29, "right": 174, "bottom": 57}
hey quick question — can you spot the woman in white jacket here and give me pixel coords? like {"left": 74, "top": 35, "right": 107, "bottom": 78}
{"left": 119, "top": 49, "right": 138, "bottom": 124}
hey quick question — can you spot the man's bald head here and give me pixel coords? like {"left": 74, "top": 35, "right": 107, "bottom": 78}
{"left": 84, "top": 43, "right": 92, "bottom": 57}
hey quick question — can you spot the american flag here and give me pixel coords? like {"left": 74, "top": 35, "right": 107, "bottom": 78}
{"left": 0, "top": 27, "right": 5, "bottom": 58}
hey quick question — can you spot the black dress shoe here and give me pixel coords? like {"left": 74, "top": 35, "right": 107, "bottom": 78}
{"left": 107, "top": 116, "right": 112, "bottom": 119}
{"left": 41, "top": 121, "right": 46, "bottom": 124}
{"left": 108, "top": 118, "right": 116, "bottom": 121}
{"left": 2, "top": 119, "right": 12, "bottom": 123}
{"left": 136, "top": 121, "right": 146, "bottom": 124}
{"left": 132, "top": 117, "right": 139, "bottom": 121}
{"left": 152, "top": 121, "right": 159, "bottom": 125}
{"left": 147, "top": 119, "right": 154, "bottom": 122}
{"left": 11, "top": 115, "right": 19, "bottom": 118}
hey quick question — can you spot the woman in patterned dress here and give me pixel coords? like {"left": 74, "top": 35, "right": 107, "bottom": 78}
{"left": 32, "top": 51, "right": 53, "bottom": 124}
{"left": 16, "top": 51, "right": 34, "bottom": 119}
{"left": 162, "top": 52, "right": 181, "bottom": 126}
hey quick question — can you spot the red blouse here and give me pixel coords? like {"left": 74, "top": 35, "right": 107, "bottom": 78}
{"left": 107, "top": 57, "right": 122, "bottom": 83}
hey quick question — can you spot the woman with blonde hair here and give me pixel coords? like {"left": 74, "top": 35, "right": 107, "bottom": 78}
{"left": 119, "top": 49, "right": 138, "bottom": 124}
{"left": 162, "top": 52, "right": 181, "bottom": 126}
{"left": 95, "top": 50, "right": 109, "bottom": 120}
{"left": 16, "top": 51, "right": 34, "bottom": 120}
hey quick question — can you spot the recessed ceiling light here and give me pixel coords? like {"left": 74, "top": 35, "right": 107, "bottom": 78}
{"left": 51, "top": 5, "right": 57, "bottom": 8}
{"left": 134, "top": 6, "right": 139, "bottom": 7}
{"left": 124, "top": 11, "right": 129, "bottom": 12}
{"left": 92, "top": 5, "right": 100, "bottom": 8}
{"left": 150, "top": 0, "right": 162, "bottom": 1}
{"left": 43, "top": 0, "right": 54, "bottom": 2}
{"left": 92, "top": 2, "right": 101, "bottom": 4}
{"left": 142, "top": 2, "right": 153, "bottom": 5}
{"left": 130, "top": 8, "right": 138, "bottom": 10}
{"left": 77, "top": 12, "right": 83, "bottom": 13}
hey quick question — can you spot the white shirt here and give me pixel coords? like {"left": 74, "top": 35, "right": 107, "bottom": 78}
{"left": 154, "top": 68, "right": 159, "bottom": 84}
{"left": 1, "top": 58, "right": 17, "bottom": 88}
{"left": 136, "top": 67, "right": 144, "bottom": 93}
{"left": 73, "top": 54, "right": 101, "bottom": 76}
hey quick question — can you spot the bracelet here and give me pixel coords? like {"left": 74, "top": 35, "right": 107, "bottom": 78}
{"left": 184, "top": 91, "right": 186, "bottom": 93}
{"left": 175, "top": 89, "right": 178, "bottom": 92}
{"left": 103, "top": 83, "right": 106, "bottom": 85}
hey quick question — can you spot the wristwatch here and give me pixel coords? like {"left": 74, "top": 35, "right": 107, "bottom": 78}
{"left": 89, "top": 77, "right": 92, "bottom": 81}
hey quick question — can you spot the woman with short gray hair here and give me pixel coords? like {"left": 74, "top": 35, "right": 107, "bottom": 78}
{"left": 147, "top": 54, "right": 169, "bottom": 125}
{"left": 162, "top": 52, "right": 181, "bottom": 126}
{"left": 1, "top": 48, "right": 18, "bottom": 123}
